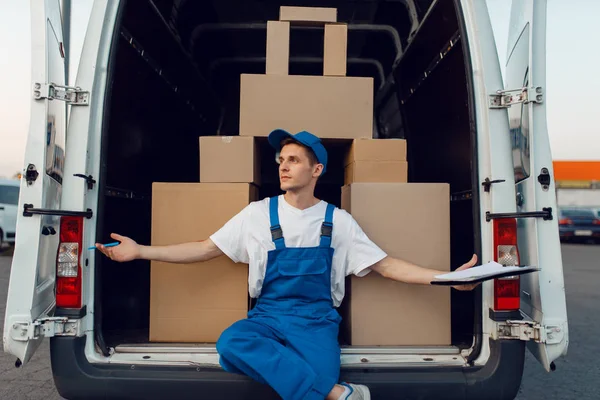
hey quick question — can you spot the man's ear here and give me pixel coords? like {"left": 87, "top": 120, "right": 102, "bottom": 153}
{"left": 313, "top": 163, "right": 324, "bottom": 178}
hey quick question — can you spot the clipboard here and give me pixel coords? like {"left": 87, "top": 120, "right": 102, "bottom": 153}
{"left": 430, "top": 262, "right": 540, "bottom": 286}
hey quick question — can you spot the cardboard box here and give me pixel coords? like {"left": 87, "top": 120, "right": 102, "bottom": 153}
{"left": 324, "top": 24, "right": 348, "bottom": 76}
{"left": 344, "top": 138, "right": 407, "bottom": 166}
{"left": 266, "top": 21, "right": 290, "bottom": 75}
{"left": 341, "top": 183, "right": 451, "bottom": 345}
{"left": 240, "top": 74, "right": 373, "bottom": 139}
{"left": 344, "top": 160, "right": 408, "bottom": 185}
{"left": 199, "top": 136, "right": 260, "bottom": 185}
{"left": 279, "top": 6, "right": 337, "bottom": 24}
{"left": 150, "top": 183, "right": 258, "bottom": 343}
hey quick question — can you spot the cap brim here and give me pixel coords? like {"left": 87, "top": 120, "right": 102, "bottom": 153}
{"left": 268, "top": 129, "right": 294, "bottom": 150}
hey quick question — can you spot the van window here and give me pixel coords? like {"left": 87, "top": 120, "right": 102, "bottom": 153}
{"left": 561, "top": 209, "right": 595, "bottom": 218}
{"left": 0, "top": 185, "right": 20, "bottom": 206}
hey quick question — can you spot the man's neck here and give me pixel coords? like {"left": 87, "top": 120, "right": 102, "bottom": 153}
{"left": 283, "top": 190, "right": 319, "bottom": 210}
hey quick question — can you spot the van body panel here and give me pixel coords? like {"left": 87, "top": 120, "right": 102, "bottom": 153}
{"left": 2, "top": 0, "right": 67, "bottom": 365}
{"left": 459, "top": 0, "right": 518, "bottom": 366}
{"left": 505, "top": 0, "right": 569, "bottom": 371}
{"left": 51, "top": 336, "right": 525, "bottom": 400}
{"left": 62, "top": 0, "right": 118, "bottom": 341}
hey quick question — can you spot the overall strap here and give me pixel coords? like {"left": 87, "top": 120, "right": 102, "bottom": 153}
{"left": 269, "top": 196, "right": 286, "bottom": 249}
{"left": 319, "top": 203, "right": 335, "bottom": 248}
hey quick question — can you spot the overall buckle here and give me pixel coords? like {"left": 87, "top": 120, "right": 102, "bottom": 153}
{"left": 321, "top": 222, "right": 333, "bottom": 237}
{"left": 270, "top": 225, "right": 284, "bottom": 241}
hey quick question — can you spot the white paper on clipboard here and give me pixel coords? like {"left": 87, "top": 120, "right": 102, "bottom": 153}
{"left": 431, "top": 261, "right": 539, "bottom": 286}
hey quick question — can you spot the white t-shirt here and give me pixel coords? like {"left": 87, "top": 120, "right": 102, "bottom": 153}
{"left": 210, "top": 195, "right": 388, "bottom": 307}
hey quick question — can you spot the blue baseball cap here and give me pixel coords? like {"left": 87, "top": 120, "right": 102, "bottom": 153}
{"left": 268, "top": 129, "right": 328, "bottom": 174}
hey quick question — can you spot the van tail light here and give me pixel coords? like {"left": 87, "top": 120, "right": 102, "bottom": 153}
{"left": 57, "top": 216, "right": 83, "bottom": 308}
{"left": 493, "top": 218, "right": 520, "bottom": 311}
{"left": 558, "top": 218, "right": 573, "bottom": 226}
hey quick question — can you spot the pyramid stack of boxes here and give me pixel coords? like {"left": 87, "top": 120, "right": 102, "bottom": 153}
{"left": 150, "top": 6, "right": 452, "bottom": 346}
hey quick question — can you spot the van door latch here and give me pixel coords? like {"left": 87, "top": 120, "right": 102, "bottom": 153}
{"left": 497, "top": 320, "right": 564, "bottom": 345}
{"left": 489, "top": 87, "right": 543, "bottom": 108}
{"left": 33, "top": 82, "right": 89, "bottom": 105}
{"left": 10, "top": 317, "right": 81, "bottom": 340}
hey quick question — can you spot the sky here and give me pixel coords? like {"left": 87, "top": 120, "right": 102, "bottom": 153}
{"left": 0, "top": 0, "right": 598, "bottom": 178}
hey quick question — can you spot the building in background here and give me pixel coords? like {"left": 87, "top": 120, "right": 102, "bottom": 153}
{"left": 554, "top": 161, "right": 600, "bottom": 208}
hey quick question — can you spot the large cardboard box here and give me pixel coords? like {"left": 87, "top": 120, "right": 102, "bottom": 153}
{"left": 199, "top": 136, "right": 260, "bottom": 185}
{"left": 279, "top": 6, "right": 337, "bottom": 24}
{"left": 150, "top": 183, "right": 258, "bottom": 342}
{"left": 344, "top": 139, "right": 408, "bottom": 184}
{"left": 240, "top": 74, "right": 373, "bottom": 139}
{"left": 341, "top": 183, "right": 451, "bottom": 345}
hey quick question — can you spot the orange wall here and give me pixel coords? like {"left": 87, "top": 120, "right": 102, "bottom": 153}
{"left": 553, "top": 161, "right": 600, "bottom": 181}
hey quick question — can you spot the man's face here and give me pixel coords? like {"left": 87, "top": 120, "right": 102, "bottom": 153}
{"left": 278, "top": 143, "right": 322, "bottom": 192}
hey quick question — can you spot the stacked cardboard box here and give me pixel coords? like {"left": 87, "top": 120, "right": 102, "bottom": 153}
{"left": 239, "top": 7, "right": 373, "bottom": 139}
{"left": 150, "top": 138, "right": 261, "bottom": 343}
{"left": 150, "top": 6, "right": 452, "bottom": 346}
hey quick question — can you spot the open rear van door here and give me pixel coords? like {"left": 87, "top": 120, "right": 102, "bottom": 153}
{"left": 501, "top": 0, "right": 569, "bottom": 371}
{"left": 2, "top": 0, "right": 89, "bottom": 366}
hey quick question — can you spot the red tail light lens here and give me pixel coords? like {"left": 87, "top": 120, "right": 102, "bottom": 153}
{"left": 593, "top": 219, "right": 600, "bottom": 226}
{"left": 493, "top": 218, "right": 520, "bottom": 311}
{"left": 57, "top": 216, "right": 83, "bottom": 308}
{"left": 559, "top": 218, "right": 573, "bottom": 225}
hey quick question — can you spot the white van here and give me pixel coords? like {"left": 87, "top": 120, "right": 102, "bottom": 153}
{"left": 3, "top": 0, "right": 569, "bottom": 398}
{"left": 0, "top": 179, "right": 20, "bottom": 249}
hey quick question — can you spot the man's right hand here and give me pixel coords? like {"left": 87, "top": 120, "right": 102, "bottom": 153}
{"left": 95, "top": 233, "right": 140, "bottom": 262}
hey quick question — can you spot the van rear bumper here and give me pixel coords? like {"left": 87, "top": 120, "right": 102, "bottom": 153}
{"left": 51, "top": 336, "right": 525, "bottom": 400}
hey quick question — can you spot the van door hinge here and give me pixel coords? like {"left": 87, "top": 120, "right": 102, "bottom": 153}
{"left": 497, "top": 320, "right": 564, "bottom": 344}
{"left": 489, "top": 87, "right": 543, "bottom": 109}
{"left": 33, "top": 82, "right": 89, "bottom": 105}
{"left": 9, "top": 317, "right": 81, "bottom": 341}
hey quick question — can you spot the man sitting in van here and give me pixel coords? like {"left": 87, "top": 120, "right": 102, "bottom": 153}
{"left": 96, "top": 129, "right": 478, "bottom": 400}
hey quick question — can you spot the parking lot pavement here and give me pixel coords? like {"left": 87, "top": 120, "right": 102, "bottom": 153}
{"left": 0, "top": 244, "right": 598, "bottom": 399}
{"left": 0, "top": 250, "right": 63, "bottom": 400}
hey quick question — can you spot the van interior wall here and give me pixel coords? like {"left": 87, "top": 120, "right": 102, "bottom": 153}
{"left": 98, "top": 0, "right": 475, "bottom": 348}
{"left": 392, "top": 0, "right": 476, "bottom": 346}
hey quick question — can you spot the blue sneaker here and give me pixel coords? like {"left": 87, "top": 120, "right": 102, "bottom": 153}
{"left": 340, "top": 382, "right": 371, "bottom": 400}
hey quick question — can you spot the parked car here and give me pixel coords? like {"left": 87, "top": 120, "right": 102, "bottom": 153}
{"left": 558, "top": 208, "right": 600, "bottom": 243}
{"left": 0, "top": 178, "right": 20, "bottom": 250}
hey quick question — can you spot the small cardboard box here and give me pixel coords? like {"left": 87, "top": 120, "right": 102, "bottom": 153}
{"left": 279, "top": 6, "right": 337, "bottom": 24}
{"left": 324, "top": 24, "right": 348, "bottom": 76}
{"left": 344, "top": 161, "right": 408, "bottom": 185}
{"left": 240, "top": 74, "right": 373, "bottom": 139}
{"left": 344, "top": 139, "right": 407, "bottom": 166}
{"left": 344, "top": 139, "right": 408, "bottom": 184}
{"left": 199, "top": 136, "right": 260, "bottom": 185}
{"left": 341, "top": 183, "right": 451, "bottom": 346}
{"left": 266, "top": 21, "right": 290, "bottom": 75}
{"left": 150, "top": 183, "right": 258, "bottom": 343}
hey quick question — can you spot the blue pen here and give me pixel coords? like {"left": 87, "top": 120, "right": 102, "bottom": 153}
{"left": 88, "top": 242, "right": 120, "bottom": 250}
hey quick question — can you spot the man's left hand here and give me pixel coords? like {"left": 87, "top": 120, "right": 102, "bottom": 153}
{"left": 451, "top": 254, "right": 479, "bottom": 291}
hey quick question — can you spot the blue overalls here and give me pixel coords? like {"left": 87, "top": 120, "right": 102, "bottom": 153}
{"left": 217, "top": 196, "right": 342, "bottom": 400}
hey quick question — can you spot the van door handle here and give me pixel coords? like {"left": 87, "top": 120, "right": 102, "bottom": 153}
{"left": 41, "top": 226, "right": 57, "bottom": 236}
